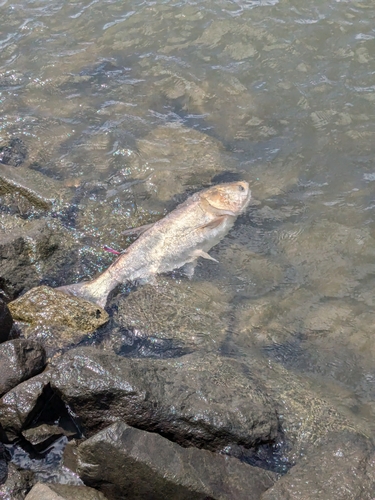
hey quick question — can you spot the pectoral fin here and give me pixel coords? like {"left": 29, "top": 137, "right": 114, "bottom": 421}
{"left": 198, "top": 216, "right": 226, "bottom": 231}
{"left": 192, "top": 249, "right": 219, "bottom": 263}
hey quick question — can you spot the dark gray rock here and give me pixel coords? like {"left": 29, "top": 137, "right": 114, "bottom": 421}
{"left": 0, "top": 138, "right": 28, "bottom": 167}
{"left": 0, "top": 443, "right": 10, "bottom": 485}
{"left": 0, "top": 463, "right": 34, "bottom": 500}
{"left": 50, "top": 348, "right": 278, "bottom": 451}
{"left": 22, "top": 424, "right": 74, "bottom": 453}
{"left": 0, "top": 339, "right": 46, "bottom": 397}
{"left": 0, "top": 219, "right": 58, "bottom": 299}
{"left": 0, "top": 299, "right": 12, "bottom": 343}
{"left": 25, "top": 482, "right": 108, "bottom": 500}
{"left": 261, "top": 431, "right": 375, "bottom": 500}
{"left": 0, "top": 372, "right": 51, "bottom": 441}
{"left": 78, "top": 421, "right": 276, "bottom": 500}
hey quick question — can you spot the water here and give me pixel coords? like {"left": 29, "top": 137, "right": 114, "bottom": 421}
{"left": 1, "top": 0, "right": 375, "bottom": 461}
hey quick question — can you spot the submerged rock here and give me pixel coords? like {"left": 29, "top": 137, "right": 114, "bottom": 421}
{"left": 261, "top": 431, "right": 375, "bottom": 500}
{"left": 0, "top": 138, "right": 28, "bottom": 167}
{"left": 0, "top": 163, "right": 69, "bottom": 211}
{"left": 77, "top": 421, "right": 276, "bottom": 500}
{"left": 0, "top": 339, "right": 46, "bottom": 397}
{"left": 0, "top": 219, "right": 76, "bottom": 300}
{"left": 0, "top": 299, "right": 13, "bottom": 343}
{"left": 50, "top": 347, "right": 278, "bottom": 451}
{"left": 8, "top": 286, "right": 108, "bottom": 355}
{"left": 25, "top": 482, "right": 108, "bottom": 500}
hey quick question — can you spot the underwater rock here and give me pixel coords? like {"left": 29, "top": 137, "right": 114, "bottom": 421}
{"left": 261, "top": 431, "right": 375, "bottom": 500}
{"left": 131, "top": 123, "right": 235, "bottom": 201}
{"left": 8, "top": 286, "right": 108, "bottom": 355}
{"left": 0, "top": 299, "right": 13, "bottom": 343}
{"left": 0, "top": 138, "right": 28, "bottom": 167}
{"left": 0, "top": 463, "right": 34, "bottom": 500}
{"left": 0, "top": 339, "right": 46, "bottom": 397}
{"left": 25, "top": 482, "right": 108, "bottom": 500}
{"left": 50, "top": 347, "right": 278, "bottom": 451}
{"left": 0, "top": 163, "right": 67, "bottom": 211}
{"left": 77, "top": 421, "right": 276, "bottom": 500}
{"left": 110, "top": 277, "right": 232, "bottom": 352}
{"left": 0, "top": 372, "right": 50, "bottom": 442}
{"left": 0, "top": 217, "right": 58, "bottom": 300}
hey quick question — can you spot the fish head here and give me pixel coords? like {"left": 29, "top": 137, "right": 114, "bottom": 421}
{"left": 200, "top": 181, "right": 251, "bottom": 216}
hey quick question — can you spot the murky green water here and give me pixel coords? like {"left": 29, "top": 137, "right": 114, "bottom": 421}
{"left": 1, "top": 0, "right": 375, "bottom": 440}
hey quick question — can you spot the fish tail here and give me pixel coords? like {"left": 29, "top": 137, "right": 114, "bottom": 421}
{"left": 57, "top": 280, "right": 110, "bottom": 309}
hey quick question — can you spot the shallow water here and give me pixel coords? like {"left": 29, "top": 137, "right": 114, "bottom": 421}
{"left": 1, "top": 0, "right": 375, "bottom": 457}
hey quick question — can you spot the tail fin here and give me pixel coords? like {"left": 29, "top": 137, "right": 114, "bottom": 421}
{"left": 57, "top": 280, "right": 109, "bottom": 309}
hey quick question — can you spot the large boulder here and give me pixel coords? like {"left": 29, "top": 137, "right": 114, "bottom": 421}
{"left": 0, "top": 299, "right": 13, "bottom": 343}
{"left": 50, "top": 347, "right": 278, "bottom": 451}
{"left": 25, "top": 482, "right": 108, "bottom": 500}
{"left": 77, "top": 421, "right": 276, "bottom": 500}
{"left": 261, "top": 431, "right": 375, "bottom": 500}
{"left": 0, "top": 339, "right": 46, "bottom": 397}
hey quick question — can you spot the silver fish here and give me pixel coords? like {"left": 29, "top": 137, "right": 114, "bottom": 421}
{"left": 58, "top": 181, "right": 251, "bottom": 308}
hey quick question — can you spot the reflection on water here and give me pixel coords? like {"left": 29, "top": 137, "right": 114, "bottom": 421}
{"left": 1, "top": 0, "right": 375, "bottom": 446}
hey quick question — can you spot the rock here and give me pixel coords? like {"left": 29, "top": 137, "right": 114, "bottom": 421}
{"left": 107, "top": 277, "right": 231, "bottom": 352}
{"left": 0, "top": 339, "right": 46, "bottom": 397}
{"left": 0, "top": 219, "right": 76, "bottom": 300}
{"left": 130, "top": 123, "right": 235, "bottom": 201}
{"left": 0, "top": 443, "right": 10, "bottom": 485}
{"left": 261, "top": 431, "right": 375, "bottom": 500}
{"left": 0, "top": 163, "right": 68, "bottom": 211}
{"left": 78, "top": 421, "right": 276, "bottom": 500}
{"left": 8, "top": 286, "right": 109, "bottom": 355}
{"left": 0, "top": 138, "right": 28, "bottom": 167}
{"left": 0, "top": 463, "right": 34, "bottom": 500}
{"left": 22, "top": 424, "right": 74, "bottom": 453}
{"left": 25, "top": 482, "right": 108, "bottom": 500}
{"left": 0, "top": 372, "right": 51, "bottom": 441}
{"left": 0, "top": 299, "right": 13, "bottom": 343}
{"left": 50, "top": 347, "right": 278, "bottom": 451}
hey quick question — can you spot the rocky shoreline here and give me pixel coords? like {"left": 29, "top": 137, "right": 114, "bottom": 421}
{"left": 1, "top": 136, "right": 375, "bottom": 499}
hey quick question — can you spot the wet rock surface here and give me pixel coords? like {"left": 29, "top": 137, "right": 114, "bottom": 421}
{"left": 25, "top": 482, "right": 108, "bottom": 500}
{"left": 261, "top": 431, "right": 375, "bottom": 500}
{"left": 0, "top": 298, "right": 13, "bottom": 343}
{"left": 0, "top": 138, "right": 28, "bottom": 167}
{"left": 9, "top": 286, "right": 109, "bottom": 355}
{"left": 0, "top": 339, "right": 46, "bottom": 397}
{"left": 0, "top": 443, "right": 10, "bottom": 485}
{"left": 50, "top": 347, "right": 278, "bottom": 450}
{"left": 0, "top": 463, "right": 34, "bottom": 500}
{"left": 77, "top": 421, "right": 276, "bottom": 500}
{"left": 0, "top": 372, "right": 51, "bottom": 442}
{"left": 0, "top": 219, "right": 76, "bottom": 300}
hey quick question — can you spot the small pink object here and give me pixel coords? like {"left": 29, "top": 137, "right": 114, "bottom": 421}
{"left": 103, "top": 245, "right": 122, "bottom": 255}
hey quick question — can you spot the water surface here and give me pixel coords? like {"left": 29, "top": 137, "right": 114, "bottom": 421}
{"left": 1, "top": 0, "right": 375, "bottom": 445}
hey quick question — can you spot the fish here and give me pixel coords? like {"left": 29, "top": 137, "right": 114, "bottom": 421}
{"left": 58, "top": 181, "right": 251, "bottom": 308}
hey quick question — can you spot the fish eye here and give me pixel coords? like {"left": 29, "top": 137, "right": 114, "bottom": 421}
{"left": 238, "top": 184, "right": 245, "bottom": 192}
